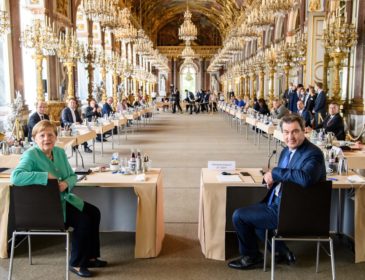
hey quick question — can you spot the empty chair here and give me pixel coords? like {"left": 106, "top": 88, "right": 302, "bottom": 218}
{"left": 8, "top": 179, "right": 69, "bottom": 280}
{"left": 263, "top": 180, "right": 335, "bottom": 280}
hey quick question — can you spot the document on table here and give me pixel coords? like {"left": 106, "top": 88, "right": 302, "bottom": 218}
{"left": 216, "top": 175, "right": 242, "bottom": 183}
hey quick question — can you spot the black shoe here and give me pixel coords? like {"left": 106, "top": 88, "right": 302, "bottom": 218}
{"left": 87, "top": 259, "right": 108, "bottom": 268}
{"left": 228, "top": 255, "right": 263, "bottom": 270}
{"left": 276, "top": 250, "right": 296, "bottom": 265}
{"left": 84, "top": 147, "right": 92, "bottom": 153}
{"left": 69, "top": 266, "right": 92, "bottom": 277}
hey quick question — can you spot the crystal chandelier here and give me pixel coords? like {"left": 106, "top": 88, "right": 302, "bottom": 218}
{"left": 178, "top": 0, "right": 197, "bottom": 42}
{"left": 0, "top": 10, "right": 10, "bottom": 37}
{"left": 81, "top": 0, "right": 117, "bottom": 23}
{"left": 263, "top": 0, "right": 296, "bottom": 18}
{"left": 247, "top": 6, "right": 274, "bottom": 32}
{"left": 114, "top": 8, "right": 137, "bottom": 42}
{"left": 181, "top": 41, "right": 196, "bottom": 59}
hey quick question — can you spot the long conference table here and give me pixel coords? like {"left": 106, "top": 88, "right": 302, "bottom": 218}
{"left": 0, "top": 154, "right": 164, "bottom": 259}
{"left": 199, "top": 168, "right": 365, "bottom": 263}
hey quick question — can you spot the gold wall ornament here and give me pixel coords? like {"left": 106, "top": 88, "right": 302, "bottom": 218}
{"left": 0, "top": 10, "right": 10, "bottom": 37}
{"left": 265, "top": 46, "right": 277, "bottom": 107}
{"left": 308, "top": 0, "right": 321, "bottom": 12}
{"left": 20, "top": 17, "right": 58, "bottom": 102}
{"left": 323, "top": 8, "right": 357, "bottom": 103}
{"left": 79, "top": 44, "right": 100, "bottom": 101}
{"left": 57, "top": 28, "right": 82, "bottom": 100}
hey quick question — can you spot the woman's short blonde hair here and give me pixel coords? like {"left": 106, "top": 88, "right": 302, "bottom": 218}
{"left": 32, "top": 120, "right": 57, "bottom": 139}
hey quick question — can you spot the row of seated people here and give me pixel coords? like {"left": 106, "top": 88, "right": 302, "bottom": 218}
{"left": 225, "top": 95, "right": 345, "bottom": 141}
{"left": 27, "top": 97, "right": 142, "bottom": 153}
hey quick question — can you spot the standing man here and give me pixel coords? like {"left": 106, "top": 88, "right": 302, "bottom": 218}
{"left": 313, "top": 82, "right": 326, "bottom": 128}
{"left": 61, "top": 98, "right": 92, "bottom": 153}
{"left": 27, "top": 101, "right": 50, "bottom": 141}
{"left": 172, "top": 88, "right": 183, "bottom": 114}
{"left": 228, "top": 114, "right": 326, "bottom": 270}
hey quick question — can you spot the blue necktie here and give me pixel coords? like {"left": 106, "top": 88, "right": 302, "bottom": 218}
{"left": 268, "top": 151, "right": 292, "bottom": 205}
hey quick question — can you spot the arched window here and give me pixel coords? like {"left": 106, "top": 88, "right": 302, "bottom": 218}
{"left": 180, "top": 63, "right": 197, "bottom": 95}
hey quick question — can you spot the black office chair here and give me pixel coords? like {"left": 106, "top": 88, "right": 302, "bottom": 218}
{"left": 8, "top": 179, "right": 69, "bottom": 280}
{"left": 263, "top": 181, "right": 335, "bottom": 280}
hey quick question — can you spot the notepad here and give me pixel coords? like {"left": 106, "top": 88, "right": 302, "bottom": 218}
{"left": 347, "top": 175, "right": 365, "bottom": 183}
{"left": 216, "top": 175, "right": 242, "bottom": 183}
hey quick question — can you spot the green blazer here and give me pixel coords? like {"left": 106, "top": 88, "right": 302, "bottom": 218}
{"left": 11, "top": 146, "right": 84, "bottom": 221}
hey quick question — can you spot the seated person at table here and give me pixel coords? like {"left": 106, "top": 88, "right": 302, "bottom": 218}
{"left": 102, "top": 97, "right": 115, "bottom": 117}
{"left": 314, "top": 102, "right": 345, "bottom": 140}
{"left": 257, "top": 98, "right": 270, "bottom": 115}
{"left": 61, "top": 98, "right": 92, "bottom": 153}
{"left": 85, "top": 99, "right": 106, "bottom": 142}
{"left": 236, "top": 97, "right": 246, "bottom": 108}
{"left": 228, "top": 114, "right": 326, "bottom": 270}
{"left": 270, "top": 98, "right": 289, "bottom": 119}
{"left": 11, "top": 120, "right": 107, "bottom": 278}
{"left": 296, "top": 100, "right": 312, "bottom": 129}
{"left": 27, "top": 101, "right": 50, "bottom": 142}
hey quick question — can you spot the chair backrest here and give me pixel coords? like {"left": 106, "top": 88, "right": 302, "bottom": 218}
{"left": 277, "top": 180, "right": 332, "bottom": 237}
{"left": 10, "top": 179, "right": 65, "bottom": 231}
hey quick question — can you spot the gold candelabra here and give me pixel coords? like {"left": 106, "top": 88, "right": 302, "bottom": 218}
{"left": 265, "top": 46, "right": 277, "bottom": 106}
{"left": 57, "top": 28, "right": 82, "bottom": 100}
{"left": 323, "top": 8, "right": 357, "bottom": 104}
{"left": 276, "top": 41, "right": 295, "bottom": 90}
{"left": 94, "top": 49, "right": 109, "bottom": 102}
{"left": 0, "top": 10, "right": 10, "bottom": 37}
{"left": 262, "top": 0, "right": 296, "bottom": 18}
{"left": 290, "top": 31, "right": 308, "bottom": 85}
{"left": 20, "top": 17, "right": 58, "bottom": 102}
{"left": 79, "top": 44, "right": 100, "bottom": 101}
{"left": 106, "top": 52, "right": 123, "bottom": 108}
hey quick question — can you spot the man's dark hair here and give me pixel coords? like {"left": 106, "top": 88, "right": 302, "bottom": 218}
{"left": 280, "top": 114, "right": 305, "bottom": 132}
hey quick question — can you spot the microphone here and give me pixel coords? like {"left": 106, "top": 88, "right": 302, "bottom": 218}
{"left": 74, "top": 147, "right": 91, "bottom": 174}
{"left": 261, "top": 150, "right": 276, "bottom": 175}
{"left": 267, "top": 150, "right": 277, "bottom": 169}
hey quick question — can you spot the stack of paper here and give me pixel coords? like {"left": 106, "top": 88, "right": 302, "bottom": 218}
{"left": 216, "top": 175, "right": 242, "bottom": 183}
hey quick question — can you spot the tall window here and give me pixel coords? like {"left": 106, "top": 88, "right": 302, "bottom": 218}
{"left": 180, "top": 64, "right": 197, "bottom": 95}
{"left": 0, "top": 0, "right": 10, "bottom": 106}
{"left": 20, "top": 0, "right": 42, "bottom": 111}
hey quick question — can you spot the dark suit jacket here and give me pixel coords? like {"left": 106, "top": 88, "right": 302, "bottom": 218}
{"left": 27, "top": 112, "right": 50, "bottom": 141}
{"left": 85, "top": 106, "right": 101, "bottom": 121}
{"left": 61, "top": 107, "right": 82, "bottom": 127}
{"left": 313, "top": 91, "right": 326, "bottom": 115}
{"left": 102, "top": 103, "right": 115, "bottom": 116}
{"left": 288, "top": 90, "right": 299, "bottom": 113}
{"left": 271, "top": 138, "right": 326, "bottom": 190}
{"left": 305, "top": 94, "right": 317, "bottom": 112}
{"left": 299, "top": 110, "right": 312, "bottom": 128}
{"left": 317, "top": 113, "right": 345, "bottom": 140}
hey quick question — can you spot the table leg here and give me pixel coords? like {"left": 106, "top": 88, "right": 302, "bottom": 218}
{"left": 268, "top": 134, "right": 271, "bottom": 156}
{"left": 101, "top": 132, "right": 104, "bottom": 157}
{"left": 92, "top": 139, "right": 95, "bottom": 163}
{"left": 112, "top": 128, "right": 114, "bottom": 149}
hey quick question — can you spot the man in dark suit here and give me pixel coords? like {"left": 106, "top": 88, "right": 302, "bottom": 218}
{"left": 228, "top": 114, "right": 326, "bottom": 270}
{"left": 313, "top": 82, "right": 327, "bottom": 128}
{"left": 316, "top": 102, "right": 345, "bottom": 140}
{"left": 61, "top": 98, "right": 92, "bottom": 153}
{"left": 27, "top": 101, "right": 50, "bottom": 141}
{"left": 288, "top": 83, "right": 299, "bottom": 113}
{"left": 297, "top": 100, "right": 312, "bottom": 128}
{"left": 102, "top": 97, "right": 115, "bottom": 117}
{"left": 172, "top": 88, "right": 183, "bottom": 114}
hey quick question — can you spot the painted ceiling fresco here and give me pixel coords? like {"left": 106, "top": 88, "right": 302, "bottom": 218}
{"left": 126, "top": 0, "right": 246, "bottom": 45}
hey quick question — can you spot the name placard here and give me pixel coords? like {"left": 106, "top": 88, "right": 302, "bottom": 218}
{"left": 208, "top": 161, "right": 236, "bottom": 171}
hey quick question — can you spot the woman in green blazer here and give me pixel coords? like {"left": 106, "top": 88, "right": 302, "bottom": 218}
{"left": 11, "top": 120, "right": 106, "bottom": 278}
